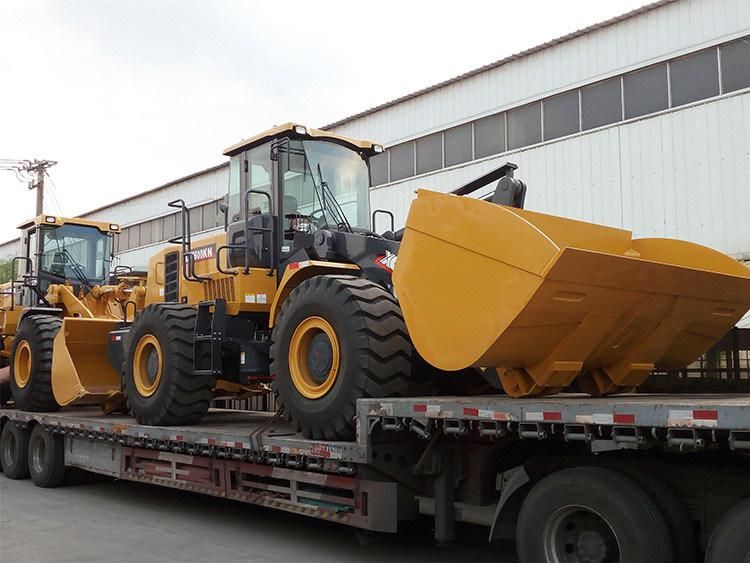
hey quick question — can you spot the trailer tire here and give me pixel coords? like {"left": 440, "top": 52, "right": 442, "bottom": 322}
{"left": 516, "top": 466, "right": 673, "bottom": 563}
{"left": 602, "top": 463, "right": 697, "bottom": 562}
{"left": 125, "top": 304, "right": 214, "bottom": 426}
{"left": 28, "top": 424, "right": 67, "bottom": 487}
{"left": 9, "top": 315, "right": 62, "bottom": 412}
{"left": 704, "top": 498, "right": 750, "bottom": 563}
{"left": 1, "top": 422, "right": 30, "bottom": 479}
{"left": 271, "top": 275, "right": 411, "bottom": 440}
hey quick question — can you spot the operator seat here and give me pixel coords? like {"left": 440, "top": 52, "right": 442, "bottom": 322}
{"left": 49, "top": 252, "right": 66, "bottom": 277}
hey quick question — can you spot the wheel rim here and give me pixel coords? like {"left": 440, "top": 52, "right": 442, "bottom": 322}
{"left": 288, "top": 316, "right": 340, "bottom": 400}
{"left": 13, "top": 340, "right": 32, "bottom": 389}
{"left": 543, "top": 505, "right": 621, "bottom": 563}
{"left": 31, "top": 434, "right": 46, "bottom": 475}
{"left": 133, "top": 334, "right": 163, "bottom": 397}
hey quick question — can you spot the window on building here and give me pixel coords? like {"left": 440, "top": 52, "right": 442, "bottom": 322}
{"left": 163, "top": 213, "right": 176, "bottom": 241}
{"left": 507, "top": 102, "right": 541, "bottom": 150}
{"left": 189, "top": 206, "right": 203, "bottom": 235}
{"left": 416, "top": 133, "right": 442, "bottom": 175}
{"left": 581, "top": 77, "right": 622, "bottom": 130}
{"left": 543, "top": 90, "right": 580, "bottom": 141}
{"left": 444, "top": 123, "right": 472, "bottom": 167}
{"left": 720, "top": 37, "right": 750, "bottom": 93}
{"left": 370, "top": 151, "right": 388, "bottom": 186}
{"left": 474, "top": 113, "right": 505, "bottom": 159}
{"left": 151, "top": 218, "right": 163, "bottom": 243}
{"left": 139, "top": 221, "right": 153, "bottom": 246}
{"left": 128, "top": 225, "right": 140, "bottom": 249}
{"left": 670, "top": 49, "right": 719, "bottom": 107}
{"left": 624, "top": 64, "right": 668, "bottom": 118}
{"left": 389, "top": 141, "right": 415, "bottom": 182}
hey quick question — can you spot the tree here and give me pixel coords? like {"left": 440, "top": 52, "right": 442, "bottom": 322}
{"left": 0, "top": 259, "right": 13, "bottom": 284}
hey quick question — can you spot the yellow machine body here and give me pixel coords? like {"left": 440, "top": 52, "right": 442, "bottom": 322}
{"left": 393, "top": 189, "right": 750, "bottom": 396}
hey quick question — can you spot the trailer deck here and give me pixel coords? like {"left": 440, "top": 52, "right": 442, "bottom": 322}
{"left": 2, "top": 392, "right": 749, "bottom": 538}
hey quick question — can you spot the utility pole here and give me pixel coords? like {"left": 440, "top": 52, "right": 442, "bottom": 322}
{"left": 0, "top": 158, "right": 57, "bottom": 216}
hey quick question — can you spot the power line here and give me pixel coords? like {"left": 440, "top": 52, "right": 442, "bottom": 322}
{"left": 0, "top": 158, "right": 57, "bottom": 215}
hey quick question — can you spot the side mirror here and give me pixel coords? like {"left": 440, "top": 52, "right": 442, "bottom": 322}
{"left": 219, "top": 197, "right": 229, "bottom": 231}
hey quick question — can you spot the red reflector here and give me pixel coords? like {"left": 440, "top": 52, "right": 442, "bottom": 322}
{"left": 413, "top": 404, "right": 427, "bottom": 413}
{"left": 288, "top": 262, "right": 301, "bottom": 270}
{"left": 543, "top": 412, "right": 562, "bottom": 421}
{"left": 693, "top": 410, "right": 718, "bottom": 420}
{"left": 613, "top": 413, "right": 635, "bottom": 424}
{"left": 463, "top": 407, "right": 479, "bottom": 417}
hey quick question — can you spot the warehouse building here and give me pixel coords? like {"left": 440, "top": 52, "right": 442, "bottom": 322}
{"left": 2, "top": 0, "right": 749, "bottom": 275}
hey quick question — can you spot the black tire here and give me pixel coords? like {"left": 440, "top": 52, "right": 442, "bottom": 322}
{"left": 28, "top": 424, "right": 67, "bottom": 487}
{"left": 124, "top": 304, "right": 214, "bottom": 426}
{"left": 9, "top": 315, "right": 62, "bottom": 412}
{"left": 705, "top": 498, "right": 750, "bottom": 563}
{"left": 271, "top": 275, "right": 411, "bottom": 440}
{"left": 1, "top": 422, "right": 30, "bottom": 479}
{"left": 610, "top": 466, "right": 698, "bottom": 562}
{"left": 516, "top": 466, "right": 674, "bottom": 563}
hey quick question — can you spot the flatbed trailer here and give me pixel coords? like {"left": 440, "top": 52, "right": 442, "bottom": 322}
{"left": 2, "top": 393, "right": 750, "bottom": 562}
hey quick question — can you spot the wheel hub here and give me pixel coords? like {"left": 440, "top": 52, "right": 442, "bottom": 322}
{"left": 545, "top": 506, "right": 619, "bottom": 563}
{"left": 306, "top": 333, "right": 333, "bottom": 384}
{"left": 13, "top": 340, "right": 32, "bottom": 389}
{"left": 288, "top": 316, "right": 340, "bottom": 400}
{"left": 133, "top": 334, "right": 163, "bottom": 398}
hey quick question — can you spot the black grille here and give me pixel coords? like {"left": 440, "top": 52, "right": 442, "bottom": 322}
{"left": 164, "top": 251, "right": 180, "bottom": 302}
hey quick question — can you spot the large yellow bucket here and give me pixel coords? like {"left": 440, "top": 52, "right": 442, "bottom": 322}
{"left": 51, "top": 317, "right": 123, "bottom": 406}
{"left": 393, "top": 190, "right": 750, "bottom": 396}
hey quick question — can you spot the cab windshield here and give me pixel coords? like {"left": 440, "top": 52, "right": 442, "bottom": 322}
{"left": 283, "top": 140, "right": 371, "bottom": 231}
{"left": 40, "top": 224, "right": 111, "bottom": 283}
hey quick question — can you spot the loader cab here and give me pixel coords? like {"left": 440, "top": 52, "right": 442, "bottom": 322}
{"left": 223, "top": 123, "right": 382, "bottom": 275}
{"left": 15, "top": 217, "right": 118, "bottom": 305}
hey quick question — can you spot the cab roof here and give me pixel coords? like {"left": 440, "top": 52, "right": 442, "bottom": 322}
{"left": 18, "top": 215, "right": 121, "bottom": 233}
{"left": 223, "top": 122, "right": 382, "bottom": 157}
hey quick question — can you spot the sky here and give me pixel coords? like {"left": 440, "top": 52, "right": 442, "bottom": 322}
{"left": 0, "top": 0, "right": 649, "bottom": 243}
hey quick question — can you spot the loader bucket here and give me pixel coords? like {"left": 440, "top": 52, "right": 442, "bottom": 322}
{"left": 51, "top": 317, "right": 123, "bottom": 406}
{"left": 393, "top": 190, "right": 750, "bottom": 397}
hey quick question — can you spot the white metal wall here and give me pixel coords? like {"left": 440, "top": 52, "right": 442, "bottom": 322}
{"left": 368, "top": 91, "right": 750, "bottom": 257}
{"left": 83, "top": 165, "right": 228, "bottom": 225}
{"left": 331, "top": 0, "right": 750, "bottom": 145}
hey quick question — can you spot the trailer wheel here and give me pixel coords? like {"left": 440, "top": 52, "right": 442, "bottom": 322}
{"left": 27, "top": 424, "right": 67, "bottom": 487}
{"left": 1, "top": 422, "right": 30, "bottom": 479}
{"left": 271, "top": 275, "right": 411, "bottom": 440}
{"left": 609, "top": 466, "right": 697, "bottom": 562}
{"left": 704, "top": 498, "right": 750, "bottom": 563}
{"left": 124, "top": 304, "right": 214, "bottom": 426}
{"left": 9, "top": 315, "right": 62, "bottom": 412}
{"left": 516, "top": 466, "right": 673, "bottom": 563}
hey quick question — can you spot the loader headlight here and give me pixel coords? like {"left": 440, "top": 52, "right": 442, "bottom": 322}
{"left": 294, "top": 125, "right": 308, "bottom": 135}
{"left": 373, "top": 144, "right": 384, "bottom": 154}
{"left": 45, "top": 215, "right": 56, "bottom": 223}
{"left": 109, "top": 224, "right": 119, "bottom": 231}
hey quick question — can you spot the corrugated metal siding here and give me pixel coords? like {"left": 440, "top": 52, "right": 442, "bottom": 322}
{"left": 331, "top": 0, "right": 750, "bottom": 144}
{"left": 84, "top": 166, "right": 229, "bottom": 227}
{"left": 115, "top": 227, "right": 223, "bottom": 270}
{"left": 371, "top": 92, "right": 750, "bottom": 256}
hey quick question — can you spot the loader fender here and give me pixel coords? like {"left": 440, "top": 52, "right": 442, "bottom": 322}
{"left": 269, "top": 261, "right": 359, "bottom": 327}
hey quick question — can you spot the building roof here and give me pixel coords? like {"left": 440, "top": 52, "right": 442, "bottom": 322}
{"left": 322, "top": 0, "right": 677, "bottom": 130}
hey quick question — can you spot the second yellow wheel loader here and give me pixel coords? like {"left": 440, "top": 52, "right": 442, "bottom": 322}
{"left": 99, "top": 123, "right": 749, "bottom": 440}
{"left": 0, "top": 216, "right": 145, "bottom": 411}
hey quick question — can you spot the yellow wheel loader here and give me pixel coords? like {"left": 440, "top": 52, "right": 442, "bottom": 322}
{"left": 95, "top": 123, "right": 748, "bottom": 440}
{"left": 0, "top": 216, "right": 145, "bottom": 411}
